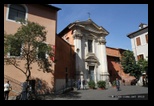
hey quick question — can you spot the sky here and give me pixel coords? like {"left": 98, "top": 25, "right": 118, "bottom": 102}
{"left": 52, "top": 4, "right": 148, "bottom": 50}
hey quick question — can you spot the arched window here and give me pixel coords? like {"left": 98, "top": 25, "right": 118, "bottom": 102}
{"left": 8, "top": 4, "right": 26, "bottom": 21}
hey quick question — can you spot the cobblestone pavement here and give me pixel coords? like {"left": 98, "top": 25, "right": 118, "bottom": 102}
{"left": 8, "top": 85, "right": 148, "bottom": 100}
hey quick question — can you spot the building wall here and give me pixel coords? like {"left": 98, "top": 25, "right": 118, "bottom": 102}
{"left": 4, "top": 4, "right": 59, "bottom": 95}
{"left": 128, "top": 24, "right": 148, "bottom": 86}
{"left": 62, "top": 29, "right": 74, "bottom": 45}
{"left": 107, "top": 56, "right": 121, "bottom": 81}
{"left": 55, "top": 36, "right": 75, "bottom": 92}
{"left": 106, "top": 47, "right": 121, "bottom": 57}
{"left": 131, "top": 31, "right": 148, "bottom": 61}
{"left": 106, "top": 47, "right": 135, "bottom": 85}
{"left": 4, "top": 4, "right": 57, "bottom": 44}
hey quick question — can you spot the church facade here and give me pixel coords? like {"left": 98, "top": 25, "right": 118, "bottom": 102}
{"left": 58, "top": 19, "right": 110, "bottom": 88}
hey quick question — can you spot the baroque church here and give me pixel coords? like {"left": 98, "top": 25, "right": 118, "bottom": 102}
{"left": 58, "top": 19, "right": 110, "bottom": 88}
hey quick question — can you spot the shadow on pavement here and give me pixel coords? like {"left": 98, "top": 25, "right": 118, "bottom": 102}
{"left": 55, "top": 91, "right": 81, "bottom": 99}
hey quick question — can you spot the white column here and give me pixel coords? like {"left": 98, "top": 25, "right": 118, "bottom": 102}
{"left": 97, "top": 37, "right": 109, "bottom": 81}
{"left": 76, "top": 38, "right": 82, "bottom": 59}
{"left": 94, "top": 39, "right": 98, "bottom": 83}
{"left": 85, "top": 40, "right": 88, "bottom": 58}
{"left": 101, "top": 43, "right": 109, "bottom": 81}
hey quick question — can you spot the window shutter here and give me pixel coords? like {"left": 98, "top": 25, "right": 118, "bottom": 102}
{"left": 136, "top": 37, "right": 141, "bottom": 46}
{"left": 145, "top": 34, "right": 148, "bottom": 43}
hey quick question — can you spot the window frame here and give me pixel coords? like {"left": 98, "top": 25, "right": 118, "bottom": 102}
{"left": 136, "top": 37, "right": 141, "bottom": 46}
{"left": 89, "top": 66, "right": 95, "bottom": 81}
{"left": 6, "top": 4, "right": 28, "bottom": 23}
{"left": 37, "top": 43, "right": 48, "bottom": 59}
{"left": 137, "top": 54, "right": 144, "bottom": 61}
{"left": 7, "top": 41, "right": 23, "bottom": 58}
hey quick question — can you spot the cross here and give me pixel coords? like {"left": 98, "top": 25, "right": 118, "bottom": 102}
{"left": 88, "top": 12, "right": 91, "bottom": 19}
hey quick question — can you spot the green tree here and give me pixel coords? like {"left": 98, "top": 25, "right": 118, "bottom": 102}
{"left": 4, "top": 20, "right": 54, "bottom": 80}
{"left": 137, "top": 58, "right": 148, "bottom": 74}
{"left": 121, "top": 50, "right": 141, "bottom": 79}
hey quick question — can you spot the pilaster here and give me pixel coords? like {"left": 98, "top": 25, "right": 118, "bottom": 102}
{"left": 96, "top": 37, "right": 109, "bottom": 82}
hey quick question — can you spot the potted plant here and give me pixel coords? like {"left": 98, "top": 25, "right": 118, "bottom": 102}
{"left": 88, "top": 80, "right": 95, "bottom": 89}
{"left": 97, "top": 80, "right": 106, "bottom": 90}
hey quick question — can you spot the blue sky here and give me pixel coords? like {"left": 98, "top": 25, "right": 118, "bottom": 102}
{"left": 52, "top": 4, "right": 148, "bottom": 50}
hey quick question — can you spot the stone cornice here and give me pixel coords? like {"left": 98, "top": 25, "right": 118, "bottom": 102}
{"left": 84, "top": 27, "right": 104, "bottom": 34}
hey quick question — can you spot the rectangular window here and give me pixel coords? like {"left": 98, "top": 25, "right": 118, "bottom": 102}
{"left": 136, "top": 37, "right": 141, "bottom": 46}
{"left": 145, "top": 34, "right": 148, "bottom": 43}
{"left": 137, "top": 54, "right": 144, "bottom": 61}
{"left": 88, "top": 40, "right": 92, "bottom": 53}
{"left": 38, "top": 43, "right": 46, "bottom": 59}
{"left": 10, "top": 40, "right": 21, "bottom": 56}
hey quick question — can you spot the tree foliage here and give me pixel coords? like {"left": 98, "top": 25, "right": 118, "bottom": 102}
{"left": 4, "top": 20, "right": 54, "bottom": 80}
{"left": 137, "top": 58, "right": 148, "bottom": 74}
{"left": 121, "top": 50, "right": 141, "bottom": 79}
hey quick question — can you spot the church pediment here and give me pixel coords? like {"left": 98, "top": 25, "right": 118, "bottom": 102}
{"left": 70, "top": 19, "right": 109, "bottom": 35}
{"left": 84, "top": 25, "right": 103, "bottom": 34}
{"left": 85, "top": 53, "right": 99, "bottom": 64}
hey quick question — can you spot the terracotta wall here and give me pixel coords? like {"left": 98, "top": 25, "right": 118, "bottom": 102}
{"left": 107, "top": 56, "right": 122, "bottom": 82}
{"left": 55, "top": 36, "right": 75, "bottom": 79}
{"left": 4, "top": 4, "right": 58, "bottom": 95}
{"left": 62, "top": 29, "right": 74, "bottom": 45}
{"left": 55, "top": 36, "right": 75, "bottom": 91}
{"left": 106, "top": 47, "right": 121, "bottom": 57}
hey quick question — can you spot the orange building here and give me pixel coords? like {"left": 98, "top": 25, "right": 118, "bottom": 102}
{"left": 4, "top": 4, "right": 60, "bottom": 96}
{"left": 54, "top": 36, "right": 75, "bottom": 92}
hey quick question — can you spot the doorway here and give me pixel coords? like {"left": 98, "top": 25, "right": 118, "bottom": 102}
{"left": 89, "top": 66, "right": 94, "bottom": 81}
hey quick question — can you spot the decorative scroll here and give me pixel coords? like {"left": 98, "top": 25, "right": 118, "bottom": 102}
{"left": 97, "top": 37, "right": 106, "bottom": 44}
{"left": 73, "top": 29, "right": 83, "bottom": 39}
